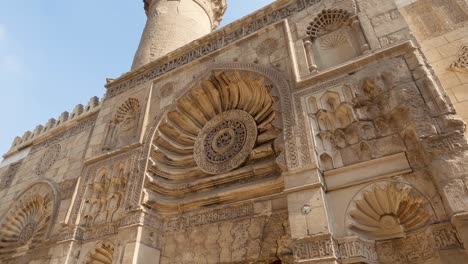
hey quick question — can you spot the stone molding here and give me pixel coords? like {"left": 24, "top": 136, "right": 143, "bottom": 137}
{"left": 6, "top": 97, "right": 100, "bottom": 156}
{"left": 105, "top": 0, "right": 323, "bottom": 98}
{"left": 324, "top": 152, "right": 412, "bottom": 191}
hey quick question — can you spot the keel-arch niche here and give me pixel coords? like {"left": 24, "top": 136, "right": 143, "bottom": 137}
{"left": 138, "top": 64, "right": 296, "bottom": 213}
{"left": 0, "top": 180, "right": 60, "bottom": 259}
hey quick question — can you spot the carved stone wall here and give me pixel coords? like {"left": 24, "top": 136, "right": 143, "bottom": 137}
{"left": 84, "top": 241, "right": 115, "bottom": 264}
{"left": 304, "top": 9, "right": 370, "bottom": 73}
{"left": 102, "top": 98, "right": 141, "bottom": 151}
{"left": 0, "top": 181, "right": 59, "bottom": 260}
{"left": 161, "top": 212, "right": 293, "bottom": 264}
{"left": 0, "top": 160, "right": 22, "bottom": 189}
{"left": 143, "top": 69, "right": 286, "bottom": 213}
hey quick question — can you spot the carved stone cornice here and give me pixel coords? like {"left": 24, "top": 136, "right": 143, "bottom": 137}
{"left": 105, "top": 0, "right": 322, "bottom": 98}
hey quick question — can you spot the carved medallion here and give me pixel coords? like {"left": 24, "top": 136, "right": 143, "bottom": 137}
{"left": 34, "top": 144, "right": 61, "bottom": 175}
{"left": 194, "top": 110, "right": 257, "bottom": 174}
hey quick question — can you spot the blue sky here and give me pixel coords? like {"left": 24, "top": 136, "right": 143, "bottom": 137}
{"left": 0, "top": 0, "right": 275, "bottom": 157}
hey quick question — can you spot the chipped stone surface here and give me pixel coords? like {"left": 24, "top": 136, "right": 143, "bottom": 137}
{"left": 2, "top": 0, "right": 468, "bottom": 263}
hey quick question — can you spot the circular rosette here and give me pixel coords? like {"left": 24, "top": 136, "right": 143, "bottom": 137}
{"left": 194, "top": 110, "right": 257, "bottom": 174}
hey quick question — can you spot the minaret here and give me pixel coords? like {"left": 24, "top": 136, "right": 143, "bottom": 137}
{"left": 131, "top": 0, "right": 227, "bottom": 70}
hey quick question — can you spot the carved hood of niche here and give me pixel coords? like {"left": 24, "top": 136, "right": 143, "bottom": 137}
{"left": 0, "top": 181, "right": 59, "bottom": 258}
{"left": 144, "top": 70, "right": 284, "bottom": 213}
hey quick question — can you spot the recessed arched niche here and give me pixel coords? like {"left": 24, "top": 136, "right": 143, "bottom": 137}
{"left": 304, "top": 9, "right": 370, "bottom": 73}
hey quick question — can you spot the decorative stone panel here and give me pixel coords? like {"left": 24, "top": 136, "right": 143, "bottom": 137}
{"left": 304, "top": 9, "right": 370, "bottom": 73}
{"left": 144, "top": 69, "right": 285, "bottom": 213}
{"left": 34, "top": 144, "right": 61, "bottom": 175}
{"left": 450, "top": 45, "right": 468, "bottom": 73}
{"left": 103, "top": 98, "right": 141, "bottom": 151}
{"left": 0, "top": 180, "right": 59, "bottom": 260}
{"left": 403, "top": 0, "right": 468, "bottom": 40}
{"left": 0, "top": 160, "right": 22, "bottom": 189}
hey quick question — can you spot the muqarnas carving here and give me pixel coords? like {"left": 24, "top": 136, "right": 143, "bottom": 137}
{"left": 304, "top": 9, "right": 370, "bottom": 72}
{"left": 450, "top": 45, "right": 468, "bottom": 73}
{"left": 306, "top": 77, "right": 399, "bottom": 171}
{"left": 34, "top": 144, "right": 61, "bottom": 175}
{"left": 346, "top": 182, "right": 435, "bottom": 241}
{"left": 0, "top": 181, "right": 58, "bottom": 258}
{"left": 103, "top": 98, "right": 141, "bottom": 151}
{"left": 81, "top": 163, "right": 129, "bottom": 227}
{"left": 146, "top": 70, "right": 284, "bottom": 212}
{"left": 84, "top": 241, "right": 114, "bottom": 264}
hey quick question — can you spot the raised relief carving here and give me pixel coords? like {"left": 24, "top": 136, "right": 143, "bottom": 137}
{"left": 450, "top": 45, "right": 468, "bottom": 73}
{"left": 160, "top": 82, "right": 175, "bottom": 98}
{"left": 404, "top": 0, "right": 468, "bottom": 40}
{"left": 34, "top": 144, "right": 61, "bottom": 175}
{"left": 305, "top": 9, "right": 370, "bottom": 73}
{"left": 292, "top": 234, "right": 336, "bottom": 261}
{"left": 346, "top": 182, "right": 434, "bottom": 240}
{"left": 106, "top": 0, "right": 323, "bottom": 98}
{"left": 376, "top": 223, "right": 461, "bottom": 264}
{"left": 146, "top": 70, "right": 283, "bottom": 212}
{"left": 103, "top": 98, "right": 141, "bottom": 151}
{"left": 0, "top": 161, "right": 22, "bottom": 189}
{"left": 0, "top": 181, "right": 58, "bottom": 259}
{"left": 84, "top": 241, "right": 114, "bottom": 264}
{"left": 256, "top": 38, "right": 279, "bottom": 58}
{"left": 82, "top": 163, "right": 128, "bottom": 227}
{"left": 337, "top": 236, "right": 378, "bottom": 263}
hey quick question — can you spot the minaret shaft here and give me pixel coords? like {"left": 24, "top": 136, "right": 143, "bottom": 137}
{"left": 132, "top": 0, "right": 226, "bottom": 70}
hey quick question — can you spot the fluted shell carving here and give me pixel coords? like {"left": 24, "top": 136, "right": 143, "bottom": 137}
{"left": 146, "top": 70, "right": 283, "bottom": 212}
{"left": 346, "top": 182, "right": 434, "bottom": 240}
{"left": 115, "top": 98, "right": 140, "bottom": 131}
{"left": 319, "top": 33, "right": 347, "bottom": 50}
{"left": 85, "top": 241, "right": 114, "bottom": 264}
{"left": 307, "top": 9, "right": 351, "bottom": 38}
{"left": 0, "top": 194, "right": 53, "bottom": 256}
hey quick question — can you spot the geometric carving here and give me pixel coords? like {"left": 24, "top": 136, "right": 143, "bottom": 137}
{"left": 404, "top": 0, "right": 468, "bottom": 40}
{"left": 307, "top": 9, "right": 351, "bottom": 38}
{"left": 0, "top": 161, "right": 22, "bottom": 189}
{"left": 84, "top": 241, "right": 114, "bottom": 264}
{"left": 305, "top": 9, "right": 370, "bottom": 72}
{"left": 34, "top": 144, "right": 61, "bottom": 175}
{"left": 346, "top": 182, "right": 434, "bottom": 240}
{"left": 450, "top": 45, "right": 468, "bottom": 73}
{"left": 0, "top": 181, "right": 58, "bottom": 258}
{"left": 194, "top": 110, "right": 257, "bottom": 174}
{"left": 103, "top": 98, "right": 141, "bottom": 151}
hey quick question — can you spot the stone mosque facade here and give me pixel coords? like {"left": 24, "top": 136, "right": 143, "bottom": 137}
{"left": 2, "top": 0, "right": 468, "bottom": 263}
